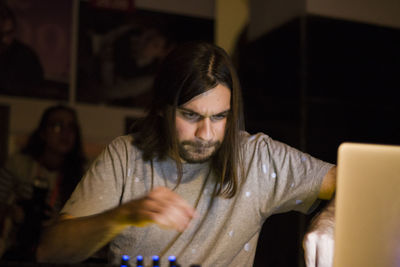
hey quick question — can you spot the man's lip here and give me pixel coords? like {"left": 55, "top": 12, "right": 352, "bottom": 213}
{"left": 185, "top": 144, "right": 214, "bottom": 149}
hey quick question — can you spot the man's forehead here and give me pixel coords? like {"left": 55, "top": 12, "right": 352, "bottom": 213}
{"left": 178, "top": 84, "right": 231, "bottom": 116}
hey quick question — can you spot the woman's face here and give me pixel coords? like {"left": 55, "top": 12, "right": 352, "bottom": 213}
{"left": 41, "top": 109, "right": 77, "bottom": 156}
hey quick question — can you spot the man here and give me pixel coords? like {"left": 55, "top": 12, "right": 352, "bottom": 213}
{"left": 37, "top": 42, "right": 335, "bottom": 266}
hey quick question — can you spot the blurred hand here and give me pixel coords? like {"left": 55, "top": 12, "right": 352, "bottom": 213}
{"left": 117, "top": 187, "right": 196, "bottom": 232}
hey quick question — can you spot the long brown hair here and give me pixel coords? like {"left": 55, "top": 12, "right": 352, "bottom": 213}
{"left": 133, "top": 42, "right": 245, "bottom": 198}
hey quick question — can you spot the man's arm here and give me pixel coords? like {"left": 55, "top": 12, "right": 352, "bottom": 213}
{"left": 36, "top": 187, "right": 195, "bottom": 263}
{"left": 303, "top": 166, "right": 336, "bottom": 267}
{"left": 317, "top": 166, "right": 336, "bottom": 200}
{"left": 37, "top": 209, "right": 125, "bottom": 263}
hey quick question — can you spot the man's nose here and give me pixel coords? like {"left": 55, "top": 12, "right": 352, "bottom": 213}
{"left": 195, "top": 118, "right": 213, "bottom": 141}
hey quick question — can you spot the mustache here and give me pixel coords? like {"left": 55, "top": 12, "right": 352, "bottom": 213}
{"left": 180, "top": 140, "right": 220, "bottom": 148}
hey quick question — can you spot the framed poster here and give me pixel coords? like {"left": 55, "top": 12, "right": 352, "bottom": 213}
{"left": 0, "top": 0, "right": 72, "bottom": 100}
{"left": 76, "top": 1, "right": 214, "bottom": 108}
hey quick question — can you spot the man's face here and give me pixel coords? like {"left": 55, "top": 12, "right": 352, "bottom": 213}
{"left": 175, "top": 83, "right": 231, "bottom": 163}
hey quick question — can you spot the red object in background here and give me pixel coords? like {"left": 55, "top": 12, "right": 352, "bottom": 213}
{"left": 90, "top": 0, "right": 135, "bottom": 12}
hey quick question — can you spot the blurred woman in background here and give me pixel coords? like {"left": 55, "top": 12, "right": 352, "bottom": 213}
{"left": 0, "top": 104, "right": 86, "bottom": 261}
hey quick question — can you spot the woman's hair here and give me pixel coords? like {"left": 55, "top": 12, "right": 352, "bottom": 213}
{"left": 22, "top": 104, "right": 86, "bottom": 204}
{"left": 133, "top": 41, "right": 245, "bottom": 198}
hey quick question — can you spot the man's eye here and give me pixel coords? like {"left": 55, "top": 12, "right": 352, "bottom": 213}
{"left": 211, "top": 113, "right": 228, "bottom": 121}
{"left": 182, "top": 112, "right": 200, "bottom": 120}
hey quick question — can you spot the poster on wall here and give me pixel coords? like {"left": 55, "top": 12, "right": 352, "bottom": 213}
{"left": 0, "top": 0, "right": 72, "bottom": 100}
{"left": 76, "top": 0, "right": 214, "bottom": 108}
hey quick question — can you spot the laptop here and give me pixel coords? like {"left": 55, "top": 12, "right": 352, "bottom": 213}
{"left": 334, "top": 142, "right": 400, "bottom": 267}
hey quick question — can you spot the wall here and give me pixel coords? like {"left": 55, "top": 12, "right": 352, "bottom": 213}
{"left": 248, "top": 0, "right": 305, "bottom": 42}
{"left": 215, "top": 0, "right": 249, "bottom": 55}
{"left": 307, "top": 0, "right": 400, "bottom": 29}
{"left": 249, "top": 0, "right": 400, "bottom": 43}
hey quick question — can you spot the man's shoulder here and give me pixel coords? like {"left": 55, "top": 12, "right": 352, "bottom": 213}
{"left": 239, "top": 131, "right": 297, "bottom": 160}
{"left": 240, "top": 131, "right": 272, "bottom": 147}
{"left": 111, "top": 134, "right": 134, "bottom": 144}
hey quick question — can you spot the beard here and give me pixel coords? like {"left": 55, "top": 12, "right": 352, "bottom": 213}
{"left": 178, "top": 139, "right": 221, "bottom": 163}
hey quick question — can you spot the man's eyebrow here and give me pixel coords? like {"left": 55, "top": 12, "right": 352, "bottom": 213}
{"left": 177, "top": 107, "right": 198, "bottom": 114}
{"left": 214, "top": 109, "right": 230, "bottom": 116}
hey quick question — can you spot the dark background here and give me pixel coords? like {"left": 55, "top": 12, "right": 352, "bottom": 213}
{"left": 238, "top": 15, "right": 400, "bottom": 266}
